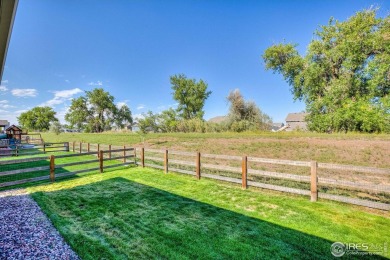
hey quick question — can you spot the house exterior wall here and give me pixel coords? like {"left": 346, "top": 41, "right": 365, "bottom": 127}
{"left": 286, "top": 121, "right": 308, "bottom": 131}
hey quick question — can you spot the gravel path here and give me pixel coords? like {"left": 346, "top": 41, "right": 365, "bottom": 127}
{"left": 0, "top": 189, "right": 79, "bottom": 260}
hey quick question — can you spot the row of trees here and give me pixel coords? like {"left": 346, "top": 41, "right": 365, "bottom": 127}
{"left": 137, "top": 76, "right": 272, "bottom": 133}
{"left": 18, "top": 88, "right": 133, "bottom": 133}
{"left": 18, "top": 75, "right": 272, "bottom": 133}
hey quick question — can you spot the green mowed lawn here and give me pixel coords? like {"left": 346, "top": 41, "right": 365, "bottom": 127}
{"left": 28, "top": 167, "right": 389, "bottom": 259}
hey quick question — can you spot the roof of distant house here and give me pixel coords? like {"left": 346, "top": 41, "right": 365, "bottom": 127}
{"left": 285, "top": 113, "right": 309, "bottom": 122}
{"left": 208, "top": 116, "right": 227, "bottom": 124}
{"left": 0, "top": 120, "right": 10, "bottom": 126}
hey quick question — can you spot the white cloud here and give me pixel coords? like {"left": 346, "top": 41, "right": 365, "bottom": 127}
{"left": 65, "top": 79, "right": 70, "bottom": 83}
{"left": 40, "top": 88, "right": 83, "bottom": 107}
{"left": 88, "top": 81, "right": 103, "bottom": 86}
{"left": 0, "top": 85, "right": 8, "bottom": 92}
{"left": 137, "top": 104, "right": 145, "bottom": 110}
{"left": 56, "top": 106, "right": 70, "bottom": 124}
{"left": 0, "top": 109, "right": 9, "bottom": 113}
{"left": 0, "top": 100, "right": 16, "bottom": 109}
{"left": 116, "top": 101, "right": 128, "bottom": 108}
{"left": 11, "top": 88, "right": 37, "bottom": 97}
{"left": 15, "top": 109, "right": 28, "bottom": 114}
{"left": 133, "top": 113, "right": 144, "bottom": 120}
{"left": 1, "top": 80, "right": 8, "bottom": 84}
{"left": 157, "top": 103, "right": 178, "bottom": 111}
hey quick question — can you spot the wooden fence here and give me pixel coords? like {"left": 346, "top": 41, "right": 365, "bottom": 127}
{"left": 0, "top": 142, "right": 69, "bottom": 157}
{"left": 0, "top": 147, "right": 135, "bottom": 188}
{"left": 136, "top": 148, "right": 390, "bottom": 211}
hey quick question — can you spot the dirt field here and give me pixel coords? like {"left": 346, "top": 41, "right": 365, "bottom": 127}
{"left": 42, "top": 132, "right": 390, "bottom": 168}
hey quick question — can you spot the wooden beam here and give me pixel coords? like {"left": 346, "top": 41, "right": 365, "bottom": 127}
{"left": 99, "top": 150, "right": 104, "bottom": 173}
{"left": 242, "top": 156, "right": 247, "bottom": 189}
{"left": 49, "top": 155, "right": 55, "bottom": 182}
{"left": 311, "top": 161, "right": 318, "bottom": 202}
{"left": 196, "top": 152, "right": 201, "bottom": 180}
{"left": 141, "top": 147, "right": 145, "bottom": 167}
{"left": 164, "top": 149, "right": 168, "bottom": 173}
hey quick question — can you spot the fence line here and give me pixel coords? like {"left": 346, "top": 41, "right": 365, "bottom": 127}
{"left": 0, "top": 146, "right": 134, "bottom": 188}
{"left": 137, "top": 147, "right": 390, "bottom": 211}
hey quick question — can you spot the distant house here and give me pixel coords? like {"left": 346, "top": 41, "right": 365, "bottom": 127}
{"left": 0, "top": 120, "right": 10, "bottom": 133}
{"left": 285, "top": 113, "right": 309, "bottom": 131}
{"left": 126, "top": 122, "right": 139, "bottom": 132}
{"left": 271, "top": 123, "right": 284, "bottom": 132}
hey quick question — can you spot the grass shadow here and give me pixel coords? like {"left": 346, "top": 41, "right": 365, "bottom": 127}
{"left": 31, "top": 177, "right": 386, "bottom": 259}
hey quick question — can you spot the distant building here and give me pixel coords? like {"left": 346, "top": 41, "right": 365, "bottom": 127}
{"left": 126, "top": 122, "right": 139, "bottom": 132}
{"left": 285, "top": 113, "right": 309, "bottom": 131}
{"left": 271, "top": 123, "right": 284, "bottom": 131}
{"left": 0, "top": 120, "right": 10, "bottom": 133}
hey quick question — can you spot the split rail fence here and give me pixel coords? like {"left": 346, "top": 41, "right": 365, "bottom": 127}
{"left": 0, "top": 142, "right": 70, "bottom": 157}
{"left": 1, "top": 142, "right": 389, "bottom": 211}
{"left": 136, "top": 148, "right": 390, "bottom": 211}
{"left": 0, "top": 145, "right": 135, "bottom": 188}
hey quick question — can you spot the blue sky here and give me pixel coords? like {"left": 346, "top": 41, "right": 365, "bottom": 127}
{"left": 1, "top": 0, "right": 389, "bottom": 125}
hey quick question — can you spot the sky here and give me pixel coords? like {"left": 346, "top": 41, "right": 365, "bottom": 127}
{"left": 1, "top": 0, "right": 389, "bottom": 125}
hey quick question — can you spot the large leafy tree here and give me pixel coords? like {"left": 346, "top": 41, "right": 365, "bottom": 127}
{"left": 65, "top": 88, "right": 133, "bottom": 132}
{"left": 170, "top": 74, "right": 212, "bottom": 120}
{"left": 263, "top": 9, "right": 390, "bottom": 133}
{"left": 227, "top": 89, "right": 272, "bottom": 131}
{"left": 18, "top": 106, "right": 59, "bottom": 131}
{"left": 114, "top": 104, "right": 133, "bottom": 129}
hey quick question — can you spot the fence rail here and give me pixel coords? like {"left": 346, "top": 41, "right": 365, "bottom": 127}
{"left": 137, "top": 147, "right": 390, "bottom": 211}
{"left": 0, "top": 146, "right": 135, "bottom": 188}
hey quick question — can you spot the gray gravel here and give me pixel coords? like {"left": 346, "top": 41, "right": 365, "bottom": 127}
{"left": 0, "top": 189, "right": 79, "bottom": 260}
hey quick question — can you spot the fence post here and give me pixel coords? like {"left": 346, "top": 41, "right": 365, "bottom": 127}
{"left": 164, "top": 149, "right": 168, "bottom": 173}
{"left": 97, "top": 144, "right": 100, "bottom": 158}
{"left": 196, "top": 152, "right": 201, "bottom": 180}
{"left": 87, "top": 143, "right": 90, "bottom": 152}
{"left": 50, "top": 155, "right": 55, "bottom": 182}
{"left": 134, "top": 147, "right": 136, "bottom": 164}
{"left": 141, "top": 147, "right": 145, "bottom": 167}
{"left": 79, "top": 142, "right": 82, "bottom": 154}
{"left": 99, "top": 150, "right": 104, "bottom": 173}
{"left": 65, "top": 142, "right": 69, "bottom": 152}
{"left": 72, "top": 141, "right": 75, "bottom": 152}
{"left": 311, "top": 161, "right": 318, "bottom": 202}
{"left": 109, "top": 144, "right": 112, "bottom": 159}
{"left": 43, "top": 143, "right": 46, "bottom": 154}
{"left": 123, "top": 145, "right": 126, "bottom": 163}
{"left": 242, "top": 156, "right": 247, "bottom": 189}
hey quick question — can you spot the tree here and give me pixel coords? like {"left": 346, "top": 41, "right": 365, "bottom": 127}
{"left": 114, "top": 104, "right": 133, "bottom": 129}
{"left": 158, "top": 108, "right": 179, "bottom": 133}
{"left": 18, "top": 106, "right": 59, "bottom": 131}
{"left": 138, "top": 111, "right": 160, "bottom": 134}
{"left": 170, "top": 74, "right": 212, "bottom": 120}
{"left": 65, "top": 88, "right": 132, "bottom": 133}
{"left": 262, "top": 9, "right": 390, "bottom": 133}
{"left": 49, "top": 121, "right": 62, "bottom": 135}
{"left": 226, "top": 89, "right": 272, "bottom": 131}
{"left": 65, "top": 97, "right": 89, "bottom": 131}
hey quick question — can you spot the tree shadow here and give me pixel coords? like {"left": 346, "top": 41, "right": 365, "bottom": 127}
{"left": 31, "top": 177, "right": 387, "bottom": 259}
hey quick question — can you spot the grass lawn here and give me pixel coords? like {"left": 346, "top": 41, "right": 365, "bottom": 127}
{"left": 28, "top": 167, "right": 389, "bottom": 259}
